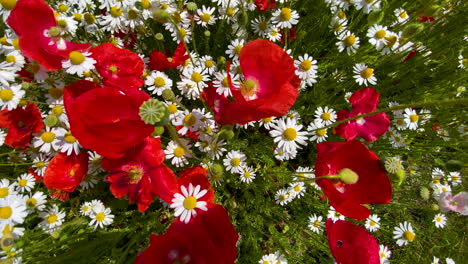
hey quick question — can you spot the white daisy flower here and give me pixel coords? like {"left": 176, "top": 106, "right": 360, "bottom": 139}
{"left": 272, "top": 7, "right": 299, "bottom": 29}
{"left": 170, "top": 25, "right": 192, "bottom": 43}
{"left": 432, "top": 184, "right": 451, "bottom": 198}
{"left": 100, "top": 6, "right": 126, "bottom": 33}
{"left": 177, "top": 67, "right": 208, "bottom": 99}
{"left": 56, "top": 130, "right": 80, "bottom": 155}
{"left": 199, "top": 55, "right": 217, "bottom": 76}
{"left": 212, "top": 70, "right": 239, "bottom": 97}
{"left": 403, "top": 108, "right": 419, "bottom": 130}
{"left": 446, "top": 258, "right": 456, "bottom": 264}
{"left": 251, "top": 16, "right": 270, "bottom": 36}
{"left": 0, "top": 84, "right": 25, "bottom": 111}
{"left": 4, "top": 50, "right": 26, "bottom": 71}
{"left": 458, "top": 55, "right": 467, "bottom": 69}
{"left": 379, "top": 31, "right": 400, "bottom": 55}
{"left": 379, "top": 245, "right": 392, "bottom": 262}
{"left": 24, "top": 191, "right": 47, "bottom": 211}
{"left": 336, "top": 31, "right": 360, "bottom": 55}
{"left": 393, "top": 221, "right": 416, "bottom": 246}
{"left": 314, "top": 106, "right": 337, "bottom": 126}
{"left": 164, "top": 140, "right": 192, "bottom": 168}
{"left": 294, "top": 54, "right": 318, "bottom": 80}
{"left": 266, "top": 27, "right": 282, "bottom": 42}
{"left": 89, "top": 206, "right": 114, "bottom": 229}
{"left": 394, "top": 8, "right": 409, "bottom": 24}
{"left": 56, "top": 14, "right": 78, "bottom": 35}
{"left": 289, "top": 182, "right": 306, "bottom": 199}
{"left": 0, "top": 179, "right": 17, "bottom": 199}
{"left": 259, "top": 117, "right": 276, "bottom": 130}
{"left": 367, "top": 24, "right": 389, "bottom": 50}
{"left": 226, "top": 39, "right": 245, "bottom": 59}
{"left": 269, "top": 118, "right": 308, "bottom": 152}
{"left": 80, "top": 202, "right": 92, "bottom": 216}
{"left": 354, "top": 0, "right": 381, "bottom": 14}
{"left": 48, "top": 104, "right": 69, "bottom": 127}
{"left": 433, "top": 213, "right": 447, "bottom": 228}
{"left": 327, "top": 207, "right": 345, "bottom": 223}
{"left": 145, "top": 71, "right": 173, "bottom": 96}
{"left": 353, "top": 63, "right": 377, "bottom": 86}
{"left": 308, "top": 214, "right": 324, "bottom": 233}
{"left": 307, "top": 120, "right": 328, "bottom": 143}
{"left": 223, "top": 150, "right": 246, "bottom": 174}
{"left": 195, "top": 6, "right": 217, "bottom": 27}
{"left": 62, "top": 51, "right": 96, "bottom": 76}
{"left": 0, "top": 195, "right": 27, "bottom": 226}
{"left": 170, "top": 183, "right": 208, "bottom": 224}
{"left": 39, "top": 204, "right": 66, "bottom": 232}
{"left": 31, "top": 154, "right": 50, "bottom": 176}
{"left": 123, "top": 8, "right": 144, "bottom": 30}
{"left": 15, "top": 173, "right": 35, "bottom": 193}
{"left": 80, "top": 175, "right": 98, "bottom": 190}
{"left": 0, "top": 61, "right": 17, "bottom": 87}
{"left": 33, "top": 127, "right": 66, "bottom": 153}
{"left": 365, "top": 214, "right": 381, "bottom": 232}
{"left": 448, "top": 172, "right": 462, "bottom": 186}
{"left": 275, "top": 189, "right": 293, "bottom": 206}
{"left": 239, "top": 166, "right": 256, "bottom": 184}
{"left": 172, "top": 109, "right": 204, "bottom": 136}
{"left": 274, "top": 146, "right": 297, "bottom": 161}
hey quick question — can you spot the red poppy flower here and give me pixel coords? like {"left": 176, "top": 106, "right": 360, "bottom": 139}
{"left": 101, "top": 137, "right": 178, "bottom": 212}
{"left": 43, "top": 152, "right": 89, "bottom": 194}
{"left": 326, "top": 219, "right": 380, "bottom": 264}
{"left": 417, "top": 16, "right": 435, "bottom": 22}
{"left": 148, "top": 41, "right": 190, "bottom": 72}
{"left": 7, "top": 0, "right": 91, "bottom": 70}
{"left": 255, "top": 0, "right": 276, "bottom": 11}
{"left": 90, "top": 43, "right": 145, "bottom": 93}
{"left": 63, "top": 80, "right": 154, "bottom": 159}
{"left": 315, "top": 140, "right": 392, "bottom": 220}
{"left": 335, "top": 88, "right": 390, "bottom": 142}
{"left": 403, "top": 49, "right": 417, "bottom": 62}
{"left": 0, "top": 103, "right": 43, "bottom": 149}
{"left": 204, "top": 39, "right": 300, "bottom": 125}
{"left": 135, "top": 204, "right": 239, "bottom": 264}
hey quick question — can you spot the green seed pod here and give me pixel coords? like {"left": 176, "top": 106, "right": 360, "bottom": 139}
{"left": 420, "top": 187, "right": 430, "bottom": 200}
{"left": 162, "top": 89, "right": 175, "bottom": 101}
{"left": 155, "top": 33, "right": 164, "bottom": 41}
{"left": 44, "top": 115, "right": 59, "bottom": 127}
{"left": 139, "top": 99, "right": 169, "bottom": 126}
{"left": 153, "top": 9, "right": 170, "bottom": 23}
{"left": 219, "top": 129, "right": 235, "bottom": 140}
{"left": 204, "top": 30, "right": 211, "bottom": 37}
{"left": 186, "top": 2, "right": 197, "bottom": 12}
{"left": 368, "top": 10, "right": 385, "bottom": 25}
{"left": 431, "top": 204, "right": 440, "bottom": 211}
{"left": 152, "top": 126, "right": 165, "bottom": 136}
{"left": 395, "top": 168, "right": 406, "bottom": 186}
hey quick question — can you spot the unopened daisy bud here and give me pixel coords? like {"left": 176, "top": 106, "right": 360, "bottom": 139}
{"left": 402, "top": 23, "right": 425, "bottom": 38}
{"left": 152, "top": 126, "right": 165, "bottom": 136}
{"left": 431, "top": 204, "right": 439, "bottom": 211}
{"left": 217, "top": 56, "right": 226, "bottom": 71}
{"left": 155, "top": 33, "right": 164, "bottom": 41}
{"left": 162, "top": 89, "right": 175, "bottom": 101}
{"left": 204, "top": 30, "right": 211, "bottom": 37}
{"left": 44, "top": 115, "right": 59, "bottom": 127}
{"left": 338, "top": 168, "right": 359, "bottom": 184}
{"left": 21, "top": 82, "right": 30, "bottom": 89}
{"left": 219, "top": 128, "right": 235, "bottom": 140}
{"left": 420, "top": 187, "right": 430, "bottom": 200}
{"left": 153, "top": 9, "right": 170, "bottom": 23}
{"left": 139, "top": 99, "right": 169, "bottom": 126}
{"left": 395, "top": 168, "right": 406, "bottom": 186}
{"left": 186, "top": 2, "right": 197, "bottom": 12}
{"left": 48, "top": 27, "right": 61, "bottom": 37}
{"left": 445, "top": 159, "right": 463, "bottom": 171}
{"left": 209, "top": 163, "right": 224, "bottom": 180}
{"left": 368, "top": 10, "right": 385, "bottom": 25}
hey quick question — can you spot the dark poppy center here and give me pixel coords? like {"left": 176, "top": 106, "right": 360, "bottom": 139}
{"left": 336, "top": 240, "right": 343, "bottom": 247}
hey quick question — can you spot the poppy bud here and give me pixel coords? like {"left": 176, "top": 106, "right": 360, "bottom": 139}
{"left": 368, "top": 10, "right": 385, "bottom": 25}
{"left": 338, "top": 168, "right": 359, "bottom": 184}
{"left": 420, "top": 187, "right": 430, "bottom": 200}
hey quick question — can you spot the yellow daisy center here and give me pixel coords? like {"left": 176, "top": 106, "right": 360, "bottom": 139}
{"left": 0, "top": 206, "right": 12, "bottom": 219}
{"left": 300, "top": 60, "right": 312, "bottom": 71}
{"left": 343, "top": 35, "right": 356, "bottom": 47}
{"left": 234, "top": 45, "right": 243, "bottom": 55}
{"left": 403, "top": 231, "right": 415, "bottom": 241}
{"left": 178, "top": 28, "right": 187, "bottom": 37}
{"left": 183, "top": 196, "right": 197, "bottom": 210}
{"left": 95, "top": 212, "right": 105, "bottom": 222}
{"left": 205, "top": 59, "right": 214, "bottom": 68}
{"left": 191, "top": 72, "right": 202, "bottom": 83}
{"left": 141, "top": 0, "right": 151, "bottom": 9}
{"left": 110, "top": 6, "right": 123, "bottom": 17}
{"left": 280, "top": 8, "right": 292, "bottom": 21}
{"left": 41, "top": 131, "right": 56, "bottom": 143}
{"left": 283, "top": 128, "right": 297, "bottom": 141}
{"left": 410, "top": 114, "right": 419, "bottom": 122}
{"left": 313, "top": 220, "right": 321, "bottom": 227}
{"left": 36, "top": 161, "right": 45, "bottom": 169}
{"left": 338, "top": 11, "right": 346, "bottom": 19}
{"left": 47, "top": 214, "right": 58, "bottom": 224}
{"left": 258, "top": 21, "right": 268, "bottom": 31}
{"left": 436, "top": 217, "right": 442, "bottom": 222}
{"left": 183, "top": 113, "right": 196, "bottom": 126}
{"left": 0, "top": 89, "right": 13, "bottom": 102}
{"left": 128, "top": 9, "right": 138, "bottom": 20}
{"left": 0, "top": 0, "right": 17, "bottom": 10}
{"left": 18, "top": 179, "right": 28, "bottom": 187}
{"left": 399, "top": 12, "right": 407, "bottom": 19}
{"left": 64, "top": 132, "right": 77, "bottom": 143}
{"left": 294, "top": 185, "right": 301, "bottom": 192}
{"left": 360, "top": 68, "right": 374, "bottom": 79}
{"left": 200, "top": 13, "right": 211, "bottom": 23}
{"left": 167, "top": 104, "right": 178, "bottom": 114}
{"left": 370, "top": 220, "right": 377, "bottom": 226}
{"left": 321, "top": 112, "right": 331, "bottom": 120}
{"left": 279, "top": 194, "right": 287, "bottom": 201}
{"left": 173, "top": 147, "right": 185, "bottom": 158}
{"left": 154, "top": 77, "right": 165, "bottom": 87}
{"left": 0, "top": 188, "right": 9, "bottom": 198}
{"left": 263, "top": 117, "right": 272, "bottom": 123}
{"left": 385, "top": 35, "right": 397, "bottom": 47}
{"left": 226, "top": 8, "right": 235, "bottom": 17}
{"left": 244, "top": 172, "right": 251, "bottom": 178}
{"left": 230, "top": 158, "right": 241, "bottom": 167}
{"left": 222, "top": 77, "right": 229, "bottom": 87}
{"left": 5, "top": 55, "right": 15, "bottom": 63}
{"left": 374, "top": 29, "right": 386, "bottom": 39}
{"left": 51, "top": 105, "right": 63, "bottom": 116}
{"left": 58, "top": 3, "right": 68, "bottom": 12}
{"left": 26, "top": 198, "right": 37, "bottom": 208}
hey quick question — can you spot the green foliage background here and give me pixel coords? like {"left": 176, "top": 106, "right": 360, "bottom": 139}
{"left": 1, "top": 0, "right": 467, "bottom": 263}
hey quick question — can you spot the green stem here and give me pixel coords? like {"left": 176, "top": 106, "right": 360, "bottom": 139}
{"left": 0, "top": 162, "right": 35, "bottom": 166}
{"left": 25, "top": 100, "right": 54, "bottom": 106}
{"left": 0, "top": 150, "right": 17, "bottom": 157}
{"left": 308, "top": 98, "right": 468, "bottom": 133}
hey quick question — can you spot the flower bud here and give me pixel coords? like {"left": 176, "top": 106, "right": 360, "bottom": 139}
{"left": 152, "top": 126, "right": 165, "bottom": 137}
{"left": 162, "top": 89, "right": 175, "bottom": 101}
{"left": 368, "top": 10, "right": 385, "bottom": 25}
{"left": 338, "top": 168, "right": 359, "bottom": 184}
{"left": 186, "top": 2, "right": 197, "bottom": 12}
{"left": 153, "top": 9, "right": 170, "bottom": 23}
{"left": 420, "top": 187, "right": 430, "bottom": 200}
{"left": 139, "top": 99, "right": 169, "bottom": 126}
{"left": 155, "top": 33, "right": 164, "bottom": 40}
{"left": 44, "top": 115, "right": 59, "bottom": 127}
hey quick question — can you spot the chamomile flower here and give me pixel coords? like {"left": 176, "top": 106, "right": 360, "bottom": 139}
{"left": 178, "top": 67, "right": 208, "bottom": 99}
{"left": 89, "top": 206, "right": 114, "bottom": 229}
{"left": 272, "top": 7, "right": 299, "bottom": 29}
{"left": 269, "top": 118, "right": 308, "bottom": 152}
{"left": 48, "top": 104, "right": 69, "bottom": 126}
{"left": 0, "top": 179, "right": 17, "bottom": 199}
{"left": 393, "top": 221, "right": 415, "bottom": 246}
{"left": 289, "top": 182, "right": 306, "bottom": 199}
{"left": 239, "top": 166, "right": 256, "bottom": 183}
{"left": 448, "top": 172, "right": 462, "bottom": 186}
{"left": 433, "top": 184, "right": 451, "bottom": 198}
{"left": 307, "top": 120, "right": 328, "bottom": 143}
{"left": 314, "top": 106, "right": 337, "bottom": 126}
{"left": 170, "top": 183, "right": 208, "bottom": 224}
{"left": 458, "top": 55, "right": 467, "bottom": 69}
{"left": 259, "top": 253, "right": 279, "bottom": 264}
{"left": 4, "top": 50, "right": 25, "bottom": 71}
{"left": 89, "top": 200, "right": 105, "bottom": 214}
{"left": 100, "top": 6, "right": 126, "bottom": 33}
{"left": 260, "top": 117, "right": 276, "bottom": 130}
{"left": 15, "top": 174, "right": 35, "bottom": 193}
{"left": 170, "top": 25, "right": 192, "bottom": 43}
{"left": 327, "top": 207, "right": 345, "bottom": 222}
{"left": 308, "top": 214, "right": 324, "bottom": 233}
{"left": 172, "top": 109, "right": 204, "bottom": 136}
{"left": 0, "top": 85, "right": 24, "bottom": 111}
{"left": 355, "top": 0, "right": 381, "bottom": 14}
{"left": 384, "top": 157, "right": 403, "bottom": 174}
{"left": 403, "top": 108, "right": 419, "bottom": 130}
{"left": 336, "top": 31, "right": 360, "bottom": 55}
{"left": 0, "top": 196, "right": 27, "bottom": 226}
{"left": 199, "top": 55, "right": 217, "bottom": 76}
{"left": 56, "top": 130, "right": 80, "bottom": 155}
{"left": 394, "top": 8, "right": 409, "bottom": 24}
{"left": 195, "top": 6, "right": 217, "bottom": 27}
{"left": 226, "top": 39, "right": 245, "bottom": 59}
{"left": 446, "top": 258, "right": 456, "bottom": 264}
{"left": 164, "top": 140, "right": 192, "bottom": 168}
{"left": 251, "top": 16, "right": 270, "bottom": 36}
{"left": 379, "top": 245, "right": 392, "bottom": 262}
{"left": 379, "top": 31, "right": 399, "bottom": 55}
{"left": 274, "top": 146, "right": 297, "bottom": 161}
{"left": 329, "top": 16, "right": 348, "bottom": 36}
{"left": 294, "top": 54, "right": 318, "bottom": 80}
{"left": 80, "top": 202, "right": 92, "bottom": 216}
{"left": 353, "top": 63, "right": 377, "bottom": 86}
{"left": 0, "top": 62, "right": 16, "bottom": 87}
{"left": 33, "top": 127, "right": 65, "bottom": 153}
{"left": 31, "top": 154, "right": 49, "bottom": 176}
{"left": 223, "top": 150, "right": 246, "bottom": 174}
{"left": 267, "top": 27, "right": 282, "bottom": 42}
{"left": 80, "top": 175, "right": 98, "bottom": 190}
{"left": 61, "top": 51, "right": 96, "bottom": 77}
{"left": 365, "top": 214, "right": 381, "bottom": 232}
{"left": 367, "top": 24, "right": 389, "bottom": 50}
{"left": 433, "top": 213, "right": 447, "bottom": 228}
{"left": 275, "top": 189, "right": 292, "bottom": 206}
{"left": 145, "top": 71, "right": 173, "bottom": 96}
{"left": 212, "top": 70, "right": 239, "bottom": 97}
{"left": 38, "top": 204, "right": 66, "bottom": 232}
